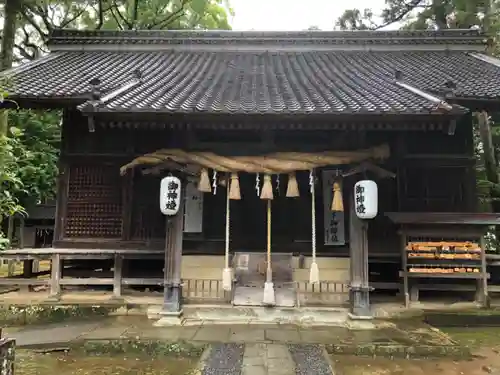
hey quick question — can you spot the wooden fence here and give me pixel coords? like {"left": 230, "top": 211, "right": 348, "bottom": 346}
{"left": 0, "top": 329, "right": 15, "bottom": 375}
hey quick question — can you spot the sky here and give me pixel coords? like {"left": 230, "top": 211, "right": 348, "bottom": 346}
{"left": 230, "top": 0, "right": 387, "bottom": 31}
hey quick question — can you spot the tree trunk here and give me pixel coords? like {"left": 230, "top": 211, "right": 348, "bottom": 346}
{"left": 0, "top": 0, "right": 18, "bottom": 136}
{"left": 477, "top": 112, "right": 500, "bottom": 216}
{"left": 1, "top": 0, "right": 18, "bottom": 71}
{"left": 431, "top": 0, "right": 448, "bottom": 29}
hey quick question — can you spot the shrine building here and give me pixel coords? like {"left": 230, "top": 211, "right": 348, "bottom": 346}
{"left": 2, "top": 29, "right": 500, "bottom": 318}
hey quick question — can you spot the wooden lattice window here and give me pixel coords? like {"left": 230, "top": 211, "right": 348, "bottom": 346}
{"left": 131, "top": 174, "right": 166, "bottom": 240}
{"left": 64, "top": 164, "right": 123, "bottom": 238}
{"left": 401, "top": 166, "right": 465, "bottom": 212}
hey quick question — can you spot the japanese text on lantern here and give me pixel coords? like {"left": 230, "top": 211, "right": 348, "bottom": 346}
{"left": 160, "top": 176, "right": 182, "bottom": 216}
{"left": 322, "top": 170, "right": 346, "bottom": 246}
{"left": 355, "top": 184, "right": 366, "bottom": 215}
{"left": 165, "top": 180, "right": 179, "bottom": 211}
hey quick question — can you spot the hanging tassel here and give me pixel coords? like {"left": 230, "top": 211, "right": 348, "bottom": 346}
{"left": 331, "top": 181, "right": 344, "bottom": 212}
{"left": 255, "top": 173, "right": 261, "bottom": 196}
{"left": 276, "top": 174, "right": 280, "bottom": 195}
{"left": 222, "top": 183, "right": 233, "bottom": 291}
{"left": 219, "top": 175, "right": 227, "bottom": 188}
{"left": 310, "top": 169, "right": 319, "bottom": 284}
{"left": 229, "top": 172, "right": 241, "bottom": 200}
{"left": 286, "top": 172, "right": 300, "bottom": 198}
{"left": 212, "top": 170, "right": 218, "bottom": 195}
{"left": 260, "top": 174, "right": 274, "bottom": 200}
{"left": 198, "top": 168, "right": 212, "bottom": 193}
{"left": 262, "top": 199, "right": 275, "bottom": 306}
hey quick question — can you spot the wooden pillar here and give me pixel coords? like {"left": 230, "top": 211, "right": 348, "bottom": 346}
{"left": 477, "top": 235, "right": 490, "bottom": 308}
{"left": 49, "top": 253, "right": 61, "bottom": 300}
{"left": 6, "top": 216, "right": 15, "bottom": 277}
{"left": 113, "top": 254, "right": 123, "bottom": 299}
{"left": 162, "top": 184, "right": 185, "bottom": 315}
{"left": 19, "top": 218, "right": 33, "bottom": 289}
{"left": 463, "top": 164, "right": 477, "bottom": 212}
{"left": 53, "top": 163, "right": 68, "bottom": 243}
{"left": 349, "top": 193, "right": 372, "bottom": 319}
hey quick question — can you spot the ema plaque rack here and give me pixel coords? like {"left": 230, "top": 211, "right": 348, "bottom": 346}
{"left": 399, "top": 236, "right": 488, "bottom": 308}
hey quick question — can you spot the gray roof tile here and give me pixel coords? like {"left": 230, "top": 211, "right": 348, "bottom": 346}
{"left": 2, "top": 29, "right": 498, "bottom": 115}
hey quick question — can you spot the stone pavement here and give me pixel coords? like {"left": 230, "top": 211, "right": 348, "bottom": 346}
{"left": 2, "top": 316, "right": 468, "bottom": 375}
{"left": 200, "top": 343, "right": 334, "bottom": 375}
{"left": 3, "top": 315, "right": 460, "bottom": 350}
{"left": 242, "top": 344, "right": 295, "bottom": 375}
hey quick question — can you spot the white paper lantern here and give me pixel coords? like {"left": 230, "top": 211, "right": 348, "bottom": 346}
{"left": 354, "top": 180, "right": 378, "bottom": 219}
{"left": 160, "top": 176, "right": 182, "bottom": 216}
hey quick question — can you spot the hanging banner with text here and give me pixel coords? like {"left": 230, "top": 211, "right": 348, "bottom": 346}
{"left": 322, "top": 170, "right": 346, "bottom": 246}
{"left": 183, "top": 179, "right": 204, "bottom": 233}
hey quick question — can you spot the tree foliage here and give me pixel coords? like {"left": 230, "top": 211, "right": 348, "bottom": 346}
{"left": 336, "top": 0, "right": 500, "bottom": 247}
{"left": 14, "top": 0, "right": 233, "bottom": 62}
{"left": 0, "top": 110, "right": 61, "bottom": 248}
{"left": 0, "top": 0, "right": 233, "bottom": 247}
{"left": 336, "top": 0, "right": 495, "bottom": 31}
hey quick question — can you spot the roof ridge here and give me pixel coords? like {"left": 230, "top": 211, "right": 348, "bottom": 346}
{"left": 48, "top": 29, "right": 487, "bottom": 51}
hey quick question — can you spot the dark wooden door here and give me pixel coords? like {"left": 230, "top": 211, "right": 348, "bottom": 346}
{"left": 233, "top": 173, "right": 267, "bottom": 251}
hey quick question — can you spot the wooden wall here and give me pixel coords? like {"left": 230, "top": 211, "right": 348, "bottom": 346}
{"left": 54, "top": 110, "right": 475, "bottom": 256}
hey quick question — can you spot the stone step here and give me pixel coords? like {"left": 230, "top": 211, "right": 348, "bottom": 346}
{"left": 289, "top": 344, "right": 335, "bottom": 375}
{"left": 201, "top": 343, "right": 244, "bottom": 375}
{"left": 200, "top": 343, "right": 334, "bottom": 375}
{"left": 242, "top": 343, "right": 296, "bottom": 375}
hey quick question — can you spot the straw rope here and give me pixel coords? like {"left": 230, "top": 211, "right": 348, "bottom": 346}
{"left": 120, "top": 144, "right": 390, "bottom": 175}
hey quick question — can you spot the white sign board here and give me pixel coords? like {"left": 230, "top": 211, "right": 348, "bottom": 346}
{"left": 183, "top": 180, "right": 203, "bottom": 233}
{"left": 322, "top": 170, "right": 346, "bottom": 246}
{"left": 354, "top": 180, "right": 378, "bottom": 219}
{"left": 160, "top": 176, "right": 182, "bottom": 216}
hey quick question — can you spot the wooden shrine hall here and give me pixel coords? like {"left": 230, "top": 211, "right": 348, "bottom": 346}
{"left": 3, "top": 28, "right": 500, "bottom": 319}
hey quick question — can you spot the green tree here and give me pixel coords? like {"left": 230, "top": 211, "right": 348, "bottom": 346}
{"left": 336, "top": 0, "right": 500, "bottom": 245}
{"left": 15, "top": 0, "right": 233, "bottom": 62}
{"left": 0, "top": 109, "right": 60, "bottom": 249}
{"left": 336, "top": 0, "right": 494, "bottom": 31}
{"left": 0, "top": 0, "right": 233, "bottom": 247}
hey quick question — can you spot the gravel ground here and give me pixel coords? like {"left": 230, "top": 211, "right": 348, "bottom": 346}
{"left": 289, "top": 344, "right": 333, "bottom": 375}
{"left": 202, "top": 343, "right": 244, "bottom": 375}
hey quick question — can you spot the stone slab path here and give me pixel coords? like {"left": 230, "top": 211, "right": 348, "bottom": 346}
{"left": 201, "top": 343, "right": 334, "bottom": 375}
{"left": 2, "top": 316, "right": 468, "bottom": 374}
{"left": 202, "top": 343, "right": 245, "bottom": 375}
{"left": 242, "top": 344, "right": 295, "bottom": 375}
{"left": 2, "top": 316, "right": 458, "bottom": 349}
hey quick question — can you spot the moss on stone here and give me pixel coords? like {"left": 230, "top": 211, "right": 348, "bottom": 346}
{"left": 325, "top": 343, "right": 471, "bottom": 359}
{"left": 0, "top": 305, "right": 117, "bottom": 326}
{"left": 79, "top": 339, "right": 206, "bottom": 358}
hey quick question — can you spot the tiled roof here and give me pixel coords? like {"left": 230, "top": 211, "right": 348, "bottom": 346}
{"left": 47, "top": 29, "right": 487, "bottom": 48}
{"left": 2, "top": 29, "right": 498, "bottom": 115}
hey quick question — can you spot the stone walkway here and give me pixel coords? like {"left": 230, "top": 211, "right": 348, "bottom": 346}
{"left": 201, "top": 343, "right": 334, "bottom": 375}
{"left": 242, "top": 344, "right": 295, "bottom": 375}
{"left": 2, "top": 316, "right": 466, "bottom": 374}
{"left": 3, "top": 315, "right": 458, "bottom": 349}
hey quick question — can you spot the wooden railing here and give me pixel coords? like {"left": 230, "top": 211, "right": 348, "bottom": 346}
{"left": 0, "top": 329, "right": 15, "bottom": 375}
{"left": 295, "top": 281, "right": 349, "bottom": 307}
{"left": 182, "top": 279, "right": 231, "bottom": 304}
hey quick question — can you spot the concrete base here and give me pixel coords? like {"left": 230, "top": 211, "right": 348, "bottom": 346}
{"left": 154, "top": 310, "right": 185, "bottom": 326}
{"left": 152, "top": 308, "right": 184, "bottom": 326}
{"left": 158, "top": 309, "right": 183, "bottom": 317}
{"left": 348, "top": 312, "right": 373, "bottom": 321}
{"left": 46, "top": 294, "right": 61, "bottom": 302}
{"left": 346, "top": 318, "right": 376, "bottom": 330}
{"left": 233, "top": 286, "right": 296, "bottom": 307}
{"left": 182, "top": 305, "right": 349, "bottom": 327}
